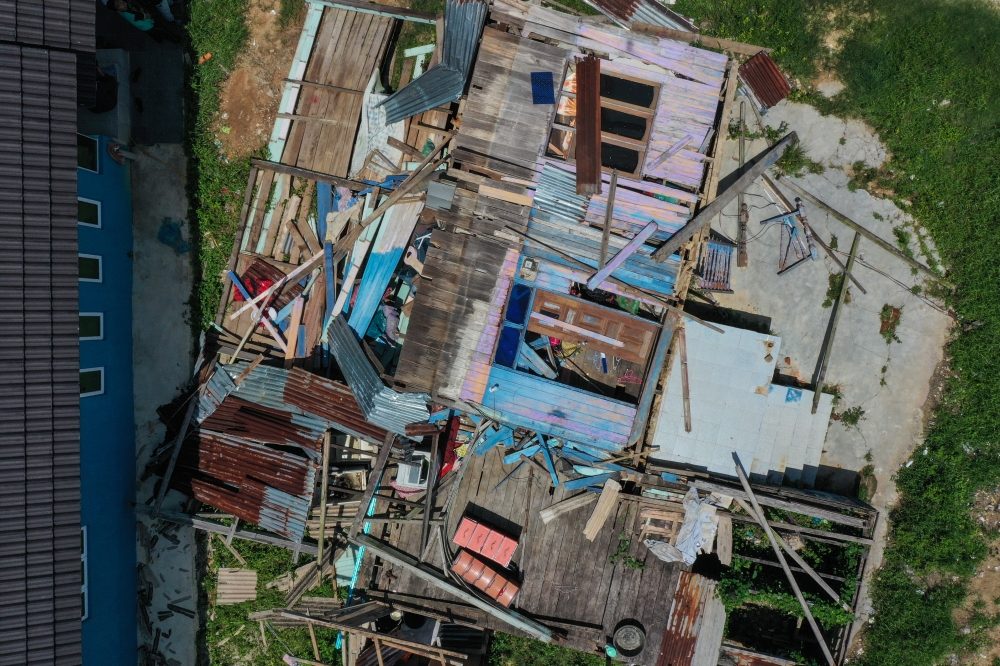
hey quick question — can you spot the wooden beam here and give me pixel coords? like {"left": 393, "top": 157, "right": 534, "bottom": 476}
{"left": 282, "top": 78, "right": 364, "bottom": 95}
{"left": 631, "top": 22, "right": 771, "bottom": 56}
{"left": 587, "top": 221, "right": 657, "bottom": 289}
{"left": 812, "top": 232, "right": 860, "bottom": 414}
{"left": 250, "top": 158, "right": 366, "bottom": 191}
{"left": 599, "top": 170, "right": 617, "bottom": 269}
{"left": 153, "top": 393, "right": 199, "bottom": 516}
{"left": 774, "top": 176, "right": 955, "bottom": 289}
{"left": 652, "top": 133, "right": 798, "bottom": 262}
{"left": 690, "top": 480, "right": 869, "bottom": 528}
{"left": 679, "top": 326, "right": 692, "bottom": 432}
{"left": 316, "top": 431, "right": 332, "bottom": 566}
{"left": 420, "top": 430, "right": 441, "bottom": 559}
{"left": 309, "top": 622, "right": 321, "bottom": 661}
{"left": 306, "top": 0, "right": 438, "bottom": 23}
{"left": 348, "top": 433, "right": 396, "bottom": 540}
{"left": 734, "top": 458, "right": 837, "bottom": 666}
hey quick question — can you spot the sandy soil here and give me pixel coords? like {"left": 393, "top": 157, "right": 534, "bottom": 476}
{"left": 215, "top": 0, "right": 304, "bottom": 159}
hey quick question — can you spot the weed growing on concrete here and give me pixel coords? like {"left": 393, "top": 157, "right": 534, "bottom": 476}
{"left": 728, "top": 119, "right": 789, "bottom": 144}
{"left": 829, "top": 234, "right": 838, "bottom": 250}
{"left": 775, "top": 144, "right": 826, "bottom": 178}
{"left": 822, "top": 272, "right": 851, "bottom": 308}
{"left": 822, "top": 383, "right": 844, "bottom": 406}
{"left": 858, "top": 464, "right": 876, "bottom": 501}
{"left": 848, "top": 160, "right": 880, "bottom": 192}
{"left": 838, "top": 406, "right": 866, "bottom": 428}
{"left": 893, "top": 226, "right": 915, "bottom": 258}
{"left": 839, "top": 137, "right": 847, "bottom": 145}
{"left": 879, "top": 304, "right": 902, "bottom": 344}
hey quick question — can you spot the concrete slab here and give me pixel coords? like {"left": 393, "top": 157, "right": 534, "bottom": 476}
{"left": 707, "top": 97, "right": 953, "bottom": 624}
{"left": 131, "top": 144, "right": 198, "bottom": 666}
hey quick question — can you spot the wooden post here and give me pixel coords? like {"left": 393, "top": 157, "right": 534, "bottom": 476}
{"left": 420, "top": 429, "right": 442, "bottom": 558}
{"left": 373, "top": 636, "right": 386, "bottom": 666}
{"left": 316, "top": 431, "right": 332, "bottom": 567}
{"left": 348, "top": 433, "right": 396, "bottom": 541}
{"left": 225, "top": 517, "right": 240, "bottom": 546}
{"left": 775, "top": 176, "right": 954, "bottom": 289}
{"left": 733, "top": 456, "right": 837, "bottom": 666}
{"left": 812, "top": 232, "right": 860, "bottom": 414}
{"left": 737, "top": 102, "right": 748, "bottom": 268}
{"left": 599, "top": 170, "right": 617, "bottom": 269}
{"left": 153, "top": 395, "right": 199, "bottom": 516}
{"left": 679, "top": 326, "right": 692, "bottom": 432}
{"left": 309, "top": 621, "right": 321, "bottom": 661}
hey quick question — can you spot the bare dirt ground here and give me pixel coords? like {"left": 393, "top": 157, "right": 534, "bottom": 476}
{"left": 954, "top": 488, "right": 1000, "bottom": 665}
{"left": 215, "top": 0, "right": 303, "bottom": 158}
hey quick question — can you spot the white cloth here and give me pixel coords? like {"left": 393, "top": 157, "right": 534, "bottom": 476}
{"left": 644, "top": 486, "right": 719, "bottom": 565}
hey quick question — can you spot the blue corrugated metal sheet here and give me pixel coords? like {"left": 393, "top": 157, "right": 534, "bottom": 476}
{"left": 347, "top": 200, "right": 423, "bottom": 337}
{"left": 196, "top": 364, "right": 237, "bottom": 423}
{"left": 477, "top": 365, "right": 636, "bottom": 449}
{"left": 380, "top": 0, "right": 488, "bottom": 124}
{"left": 326, "top": 315, "right": 430, "bottom": 434}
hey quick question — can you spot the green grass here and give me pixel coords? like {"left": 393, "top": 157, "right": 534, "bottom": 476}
{"left": 389, "top": 0, "right": 447, "bottom": 89}
{"left": 206, "top": 528, "right": 345, "bottom": 665}
{"left": 187, "top": 0, "right": 259, "bottom": 333}
{"left": 674, "top": 0, "right": 1000, "bottom": 663}
{"left": 487, "top": 632, "right": 604, "bottom": 666}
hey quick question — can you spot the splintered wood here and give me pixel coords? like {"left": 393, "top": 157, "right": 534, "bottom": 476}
{"left": 217, "top": 568, "right": 258, "bottom": 605}
{"left": 539, "top": 492, "right": 598, "bottom": 524}
{"left": 583, "top": 479, "right": 621, "bottom": 541}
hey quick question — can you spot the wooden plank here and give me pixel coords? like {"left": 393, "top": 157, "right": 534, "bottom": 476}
{"left": 679, "top": 326, "right": 692, "bottom": 432}
{"left": 717, "top": 515, "right": 732, "bottom": 566}
{"left": 285, "top": 297, "right": 305, "bottom": 361}
{"left": 348, "top": 433, "right": 396, "bottom": 540}
{"left": 652, "top": 132, "right": 798, "bottom": 262}
{"left": 539, "top": 492, "right": 598, "bottom": 524}
{"left": 249, "top": 159, "right": 365, "bottom": 193}
{"left": 812, "top": 232, "right": 860, "bottom": 413}
{"left": 599, "top": 170, "right": 616, "bottom": 269}
{"left": 307, "top": 0, "right": 438, "bottom": 23}
{"left": 283, "top": 77, "right": 364, "bottom": 95}
{"left": 586, "top": 221, "right": 658, "bottom": 290}
{"left": 583, "top": 479, "right": 621, "bottom": 541}
{"left": 631, "top": 22, "right": 771, "bottom": 56}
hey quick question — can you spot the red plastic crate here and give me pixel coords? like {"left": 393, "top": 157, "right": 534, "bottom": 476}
{"left": 453, "top": 517, "right": 478, "bottom": 548}
{"left": 468, "top": 524, "right": 492, "bottom": 553}
{"left": 481, "top": 531, "right": 504, "bottom": 561}
{"left": 493, "top": 536, "right": 518, "bottom": 568}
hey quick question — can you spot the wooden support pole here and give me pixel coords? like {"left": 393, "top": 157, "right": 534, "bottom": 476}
{"left": 631, "top": 22, "right": 772, "bottom": 55}
{"left": 250, "top": 158, "right": 366, "bottom": 191}
{"left": 153, "top": 395, "right": 199, "bottom": 516}
{"left": 306, "top": 0, "right": 439, "bottom": 23}
{"left": 734, "top": 456, "right": 837, "bottom": 666}
{"left": 420, "top": 430, "right": 441, "bottom": 560}
{"left": 587, "top": 220, "right": 658, "bottom": 290}
{"left": 316, "top": 431, "right": 332, "bottom": 568}
{"left": 774, "top": 175, "right": 955, "bottom": 289}
{"left": 225, "top": 517, "right": 240, "bottom": 546}
{"left": 679, "top": 326, "right": 692, "bottom": 432}
{"left": 652, "top": 133, "right": 798, "bottom": 263}
{"left": 282, "top": 78, "right": 364, "bottom": 95}
{"left": 737, "top": 102, "right": 748, "bottom": 268}
{"left": 599, "top": 170, "right": 617, "bottom": 269}
{"left": 812, "top": 232, "right": 860, "bottom": 414}
{"left": 309, "top": 621, "right": 321, "bottom": 661}
{"left": 348, "top": 433, "right": 396, "bottom": 541}
{"left": 213, "top": 532, "right": 247, "bottom": 566}
{"left": 373, "top": 636, "right": 386, "bottom": 666}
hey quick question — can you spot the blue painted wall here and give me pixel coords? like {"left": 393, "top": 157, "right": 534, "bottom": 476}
{"left": 77, "top": 136, "right": 137, "bottom": 666}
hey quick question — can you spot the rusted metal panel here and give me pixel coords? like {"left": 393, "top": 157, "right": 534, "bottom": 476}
{"left": 738, "top": 52, "right": 791, "bottom": 109}
{"left": 696, "top": 238, "right": 735, "bottom": 292}
{"left": 575, "top": 55, "right": 602, "bottom": 195}
{"left": 200, "top": 397, "right": 326, "bottom": 454}
{"left": 285, "top": 367, "right": 391, "bottom": 444}
{"left": 656, "top": 572, "right": 715, "bottom": 666}
{"left": 588, "top": 0, "right": 694, "bottom": 31}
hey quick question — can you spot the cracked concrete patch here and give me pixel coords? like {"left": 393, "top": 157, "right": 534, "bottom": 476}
{"left": 764, "top": 100, "right": 888, "bottom": 169}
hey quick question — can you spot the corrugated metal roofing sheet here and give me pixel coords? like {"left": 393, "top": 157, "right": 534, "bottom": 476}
{"left": 739, "top": 52, "right": 791, "bottom": 109}
{"left": 380, "top": 0, "right": 488, "bottom": 124}
{"left": 196, "top": 365, "right": 238, "bottom": 423}
{"left": 588, "top": 0, "right": 694, "bottom": 31}
{"left": 575, "top": 54, "right": 602, "bottom": 195}
{"left": 200, "top": 397, "right": 327, "bottom": 454}
{"left": 326, "top": 315, "right": 430, "bottom": 434}
{"left": 656, "top": 572, "right": 715, "bottom": 666}
{"left": 696, "top": 238, "right": 734, "bottom": 292}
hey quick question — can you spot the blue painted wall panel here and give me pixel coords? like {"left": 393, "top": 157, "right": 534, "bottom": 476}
{"left": 482, "top": 365, "right": 636, "bottom": 448}
{"left": 77, "top": 136, "right": 137, "bottom": 666}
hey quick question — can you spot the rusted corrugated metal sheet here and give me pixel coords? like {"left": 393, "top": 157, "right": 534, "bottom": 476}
{"left": 739, "top": 52, "right": 791, "bottom": 109}
{"left": 588, "top": 0, "right": 694, "bottom": 31}
{"left": 575, "top": 54, "right": 602, "bottom": 195}
{"left": 285, "top": 367, "right": 390, "bottom": 444}
{"left": 656, "top": 572, "right": 714, "bottom": 666}
{"left": 380, "top": 0, "right": 488, "bottom": 124}
{"left": 174, "top": 431, "right": 316, "bottom": 540}
{"left": 200, "top": 397, "right": 326, "bottom": 453}
{"left": 721, "top": 645, "right": 798, "bottom": 666}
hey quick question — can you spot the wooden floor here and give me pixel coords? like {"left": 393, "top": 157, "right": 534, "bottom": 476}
{"left": 368, "top": 447, "right": 684, "bottom": 662}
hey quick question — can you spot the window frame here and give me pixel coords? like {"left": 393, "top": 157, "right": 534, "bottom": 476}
{"left": 78, "top": 254, "right": 103, "bottom": 283}
{"left": 77, "top": 134, "right": 99, "bottom": 173}
{"left": 81, "top": 526, "right": 89, "bottom": 621}
{"left": 79, "top": 313, "right": 104, "bottom": 341}
{"left": 77, "top": 197, "right": 102, "bottom": 228}
{"left": 545, "top": 67, "right": 660, "bottom": 178}
{"left": 80, "top": 368, "right": 105, "bottom": 398}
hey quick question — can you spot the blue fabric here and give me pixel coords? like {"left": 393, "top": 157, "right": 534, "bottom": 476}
{"left": 530, "top": 71, "right": 555, "bottom": 104}
{"left": 316, "top": 182, "right": 332, "bottom": 242}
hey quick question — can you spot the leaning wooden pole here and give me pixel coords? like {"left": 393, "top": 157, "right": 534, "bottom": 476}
{"left": 316, "top": 430, "right": 332, "bottom": 568}
{"left": 733, "top": 455, "right": 837, "bottom": 666}
{"left": 812, "top": 232, "right": 860, "bottom": 414}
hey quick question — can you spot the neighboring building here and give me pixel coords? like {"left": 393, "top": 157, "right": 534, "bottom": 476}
{"left": 77, "top": 134, "right": 137, "bottom": 665}
{"left": 0, "top": 0, "right": 96, "bottom": 663}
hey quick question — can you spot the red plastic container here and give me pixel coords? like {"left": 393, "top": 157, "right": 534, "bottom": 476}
{"left": 468, "top": 524, "right": 492, "bottom": 553}
{"left": 463, "top": 558, "right": 485, "bottom": 584}
{"left": 497, "top": 581, "right": 520, "bottom": 607}
{"left": 474, "top": 565, "right": 497, "bottom": 591}
{"left": 481, "top": 531, "right": 504, "bottom": 561}
{"left": 493, "top": 536, "right": 518, "bottom": 568}
{"left": 453, "top": 517, "right": 478, "bottom": 548}
{"left": 484, "top": 575, "right": 507, "bottom": 599}
{"left": 451, "top": 550, "right": 474, "bottom": 577}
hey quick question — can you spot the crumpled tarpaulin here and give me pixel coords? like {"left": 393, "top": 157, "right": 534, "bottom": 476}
{"left": 644, "top": 486, "right": 719, "bottom": 565}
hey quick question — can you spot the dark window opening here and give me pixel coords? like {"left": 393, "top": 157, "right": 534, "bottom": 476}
{"left": 599, "top": 74, "right": 655, "bottom": 108}
{"left": 494, "top": 325, "right": 522, "bottom": 368}
{"left": 77, "top": 134, "right": 97, "bottom": 171}
{"left": 601, "top": 107, "right": 647, "bottom": 140}
{"left": 505, "top": 284, "right": 533, "bottom": 325}
{"left": 601, "top": 143, "right": 640, "bottom": 173}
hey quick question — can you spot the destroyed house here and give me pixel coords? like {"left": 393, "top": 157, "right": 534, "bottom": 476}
{"left": 151, "top": 1, "right": 879, "bottom": 664}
